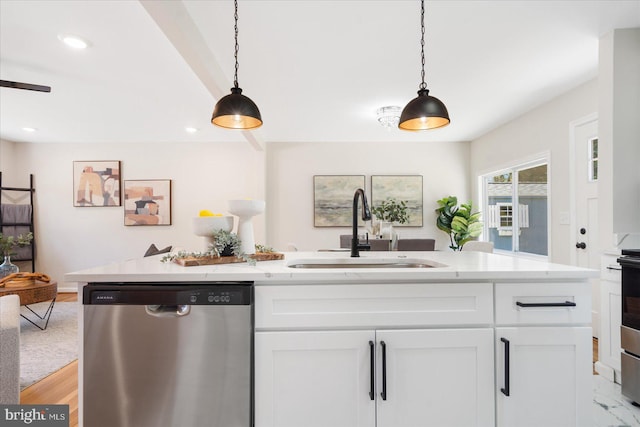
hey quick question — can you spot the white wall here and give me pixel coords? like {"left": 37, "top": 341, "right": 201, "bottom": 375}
{"left": 598, "top": 28, "right": 640, "bottom": 250}
{"left": 469, "top": 79, "right": 598, "bottom": 265}
{"left": 2, "top": 141, "right": 265, "bottom": 291}
{"left": 265, "top": 140, "right": 471, "bottom": 252}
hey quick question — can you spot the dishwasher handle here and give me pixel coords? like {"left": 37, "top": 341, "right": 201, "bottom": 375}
{"left": 145, "top": 304, "right": 191, "bottom": 317}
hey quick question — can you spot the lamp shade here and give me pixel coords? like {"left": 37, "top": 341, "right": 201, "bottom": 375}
{"left": 211, "top": 87, "right": 263, "bottom": 130}
{"left": 398, "top": 88, "right": 450, "bottom": 131}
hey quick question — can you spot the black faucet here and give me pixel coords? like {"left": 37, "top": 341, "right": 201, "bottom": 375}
{"left": 351, "top": 188, "right": 372, "bottom": 257}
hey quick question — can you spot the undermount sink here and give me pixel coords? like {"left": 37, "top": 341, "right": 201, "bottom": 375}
{"left": 286, "top": 258, "right": 445, "bottom": 269}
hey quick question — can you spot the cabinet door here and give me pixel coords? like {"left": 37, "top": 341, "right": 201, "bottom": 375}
{"left": 599, "top": 278, "right": 622, "bottom": 380}
{"left": 255, "top": 330, "right": 375, "bottom": 427}
{"left": 376, "top": 328, "right": 495, "bottom": 427}
{"left": 496, "top": 327, "right": 592, "bottom": 427}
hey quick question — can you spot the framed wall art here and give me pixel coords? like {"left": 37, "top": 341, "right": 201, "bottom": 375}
{"left": 313, "top": 175, "right": 365, "bottom": 227}
{"left": 73, "top": 160, "right": 121, "bottom": 207}
{"left": 371, "top": 175, "right": 423, "bottom": 226}
{"left": 123, "top": 179, "right": 172, "bottom": 226}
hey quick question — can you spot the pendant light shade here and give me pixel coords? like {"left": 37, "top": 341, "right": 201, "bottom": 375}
{"left": 398, "top": 88, "right": 449, "bottom": 131}
{"left": 212, "top": 87, "right": 262, "bottom": 129}
{"left": 211, "top": 0, "right": 262, "bottom": 130}
{"left": 399, "top": 0, "right": 449, "bottom": 131}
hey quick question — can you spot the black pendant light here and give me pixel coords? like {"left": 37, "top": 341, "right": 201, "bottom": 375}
{"left": 399, "top": 0, "right": 449, "bottom": 131}
{"left": 212, "top": 0, "right": 262, "bottom": 130}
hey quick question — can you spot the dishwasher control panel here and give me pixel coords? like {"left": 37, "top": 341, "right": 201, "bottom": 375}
{"left": 84, "top": 282, "right": 253, "bottom": 306}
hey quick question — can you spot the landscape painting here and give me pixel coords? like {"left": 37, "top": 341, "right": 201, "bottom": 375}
{"left": 123, "top": 179, "right": 171, "bottom": 226}
{"left": 314, "top": 175, "right": 365, "bottom": 227}
{"left": 371, "top": 175, "right": 423, "bottom": 226}
{"left": 73, "top": 160, "right": 121, "bottom": 207}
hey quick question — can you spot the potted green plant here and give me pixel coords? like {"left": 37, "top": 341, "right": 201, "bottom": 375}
{"left": 209, "top": 229, "right": 243, "bottom": 257}
{"left": 0, "top": 231, "right": 33, "bottom": 277}
{"left": 371, "top": 198, "right": 409, "bottom": 224}
{"left": 435, "top": 196, "right": 483, "bottom": 251}
{"left": 371, "top": 198, "right": 409, "bottom": 241}
{"left": 161, "top": 230, "right": 255, "bottom": 264}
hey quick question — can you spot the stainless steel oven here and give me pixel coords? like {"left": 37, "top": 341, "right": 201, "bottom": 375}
{"left": 618, "top": 249, "right": 640, "bottom": 404}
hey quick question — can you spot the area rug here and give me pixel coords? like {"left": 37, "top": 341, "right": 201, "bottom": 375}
{"left": 19, "top": 301, "right": 78, "bottom": 389}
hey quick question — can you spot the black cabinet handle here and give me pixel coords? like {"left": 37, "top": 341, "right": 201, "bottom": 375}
{"left": 501, "top": 337, "right": 510, "bottom": 396}
{"left": 516, "top": 301, "right": 576, "bottom": 308}
{"left": 369, "top": 340, "right": 375, "bottom": 400}
{"left": 380, "top": 341, "right": 387, "bottom": 401}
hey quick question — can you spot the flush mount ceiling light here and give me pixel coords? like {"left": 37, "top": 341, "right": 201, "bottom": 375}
{"left": 21, "top": 127, "right": 37, "bottom": 132}
{"left": 58, "top": 34, "right": 90, "bottom": 49}
{"left": 211, "top": 0, "right": 262, "bottom": 130}
{"left": 376, "top": 106, "right": 402, "bottom": 130}
{"left": 185, "top": 127, "right": 198, "bottom": 133}
{"left": 398, "top": 0, "right": 450, "bottom": 131}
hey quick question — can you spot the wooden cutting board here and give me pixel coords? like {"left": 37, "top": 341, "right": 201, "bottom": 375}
{"left": 174, "top": 252, "right": 284, "bottom": 267}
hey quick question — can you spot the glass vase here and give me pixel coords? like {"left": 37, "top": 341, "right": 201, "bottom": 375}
{"left": 0, "top": 255, "right": 19, "bottom": 278}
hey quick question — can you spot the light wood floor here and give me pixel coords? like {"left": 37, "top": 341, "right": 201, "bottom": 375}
{"left": 20, "top": 292, "right": 79, "bottom": 427}
{"left": 20, "top": 293, "right": 601, "bottom": 427}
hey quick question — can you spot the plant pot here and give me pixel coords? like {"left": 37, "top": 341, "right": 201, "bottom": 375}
{"left": 220, "top": 245, "right": 235, "bottom": 257}
{"left": 379, "top": 222, "right": 393, "bottom": 240}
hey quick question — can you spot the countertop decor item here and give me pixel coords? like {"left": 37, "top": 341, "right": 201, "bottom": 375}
{"left": 436, "top": 196, "right": 482, "bottom": 251}
{"left": 192, "top": 215, "right": 234, "bottom": 250}
{"left": 171, "top": 251, "right": 284, "bottom": 267}
{"left": 211, "top": 0, "right": 262, "bottom": 130}
{"left": 228, "top": 199, "right": 265, "bottom": 254}
{"left": 398, "top": 0, "right": 450, "bottom": 131}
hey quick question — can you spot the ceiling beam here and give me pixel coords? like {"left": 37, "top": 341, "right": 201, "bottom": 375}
{"left": 139, "top": 0, "right": 264, "bottom": 151}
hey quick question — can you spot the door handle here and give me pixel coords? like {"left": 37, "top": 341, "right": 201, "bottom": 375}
{"left": 575, "top": 242, "right": 586, "bottom": 249}
{"left": 380, "top": 341, "right": 387, "bottom": 401}
{"left": 369, "top": 341, "right": 375, "bottom": 400}
{"left": 145, "top": 304, "right": 191, "bottom": 317}
{"left": 501, "top": 337, "right": 510, "bottom": 396}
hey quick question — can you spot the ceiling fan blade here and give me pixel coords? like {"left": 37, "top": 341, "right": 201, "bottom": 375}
{"left": 0, "top": 80, "right": 51, "bottom": 93}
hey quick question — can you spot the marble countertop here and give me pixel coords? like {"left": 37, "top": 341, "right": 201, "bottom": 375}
{"left": 65, "top": 251, "right": 598, "bottom": 284}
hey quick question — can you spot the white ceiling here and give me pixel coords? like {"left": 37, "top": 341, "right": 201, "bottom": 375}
{"left": 1, "top": 0, "right": 639, "bottom": 147}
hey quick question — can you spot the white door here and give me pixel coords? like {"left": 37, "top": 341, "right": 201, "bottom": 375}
{"left": 255, "top": 330, "right": 375, "bottom": 427}
{"left": 571, "top": 114, "right": 600, "bottom": 337}
{"left": 376, "top": 328, "right": 495, "bottom": 427}
{"left": 495, "top": 327, "right": 592, "bottom": 427}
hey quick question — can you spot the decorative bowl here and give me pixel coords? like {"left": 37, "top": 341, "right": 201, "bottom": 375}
{"left": 192, "top": 216, "right": 234, "bottom": 237}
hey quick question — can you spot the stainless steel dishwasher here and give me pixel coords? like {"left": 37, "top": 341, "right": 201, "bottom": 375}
{"left": 82, "top": 281, "right": 253, "bottom": 427}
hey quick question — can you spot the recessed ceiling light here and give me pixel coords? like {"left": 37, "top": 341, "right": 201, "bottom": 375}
{"left": 58, "top": 34, "right": 90, "bottom": 49}
{"left": 185, "top": 127, "right": 198, "bottom": 133}
{"left": 22, "top": 127, "right": 37, "bottom": 132}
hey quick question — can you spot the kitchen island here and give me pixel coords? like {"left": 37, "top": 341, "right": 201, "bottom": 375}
{"left": 66, "top": 251, "right": 597, "bottom": 427}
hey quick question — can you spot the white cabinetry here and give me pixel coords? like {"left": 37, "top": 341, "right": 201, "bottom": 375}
{"left": 255, "top": 330, "right": 375, "bottom": 427}
{"left": 495, "top": 327, "right": 592, "bottom": 427}
{"left": 255, "top": 283, "right": 494, "bottom": 427}
{"left": 255, "top": 328, "right": 494, "bottom": 427}
{"left": 494, "top": 283, "right": 592, "bottom": 427}
{"left": 255, "top": 280, "right": 591, "bottom": 427}
{"left": 376, "top": 328, "right": 494, "bottom": 427}
{"left": 596, "top": 253, "right": 622, "bottom": 382}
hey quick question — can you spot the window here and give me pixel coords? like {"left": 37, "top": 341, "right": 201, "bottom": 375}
{"left": 589, "top": 137, "right": 598, "bottom": 181}
{"left": 482, "top": 159, "right": 548, "bottom": 257}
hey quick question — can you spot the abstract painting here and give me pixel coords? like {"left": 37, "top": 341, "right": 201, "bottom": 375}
{"left": 123, "top": 179, "right": 172, "bottom": 226}
{"left": 73, "top": 160, "right": 121, "bottom": 207}
{"left": 371, "top": 175, "right": 423, "bottom": 226}
{"left": 314, "top": 175, "right": 365, "bottom": 227}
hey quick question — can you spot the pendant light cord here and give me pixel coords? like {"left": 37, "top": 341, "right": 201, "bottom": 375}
{"left": 419, "top": 0, "right": 427, "bottom": 91}
{"left": 234, "top": 0, "right": 239, "bottom": 89}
